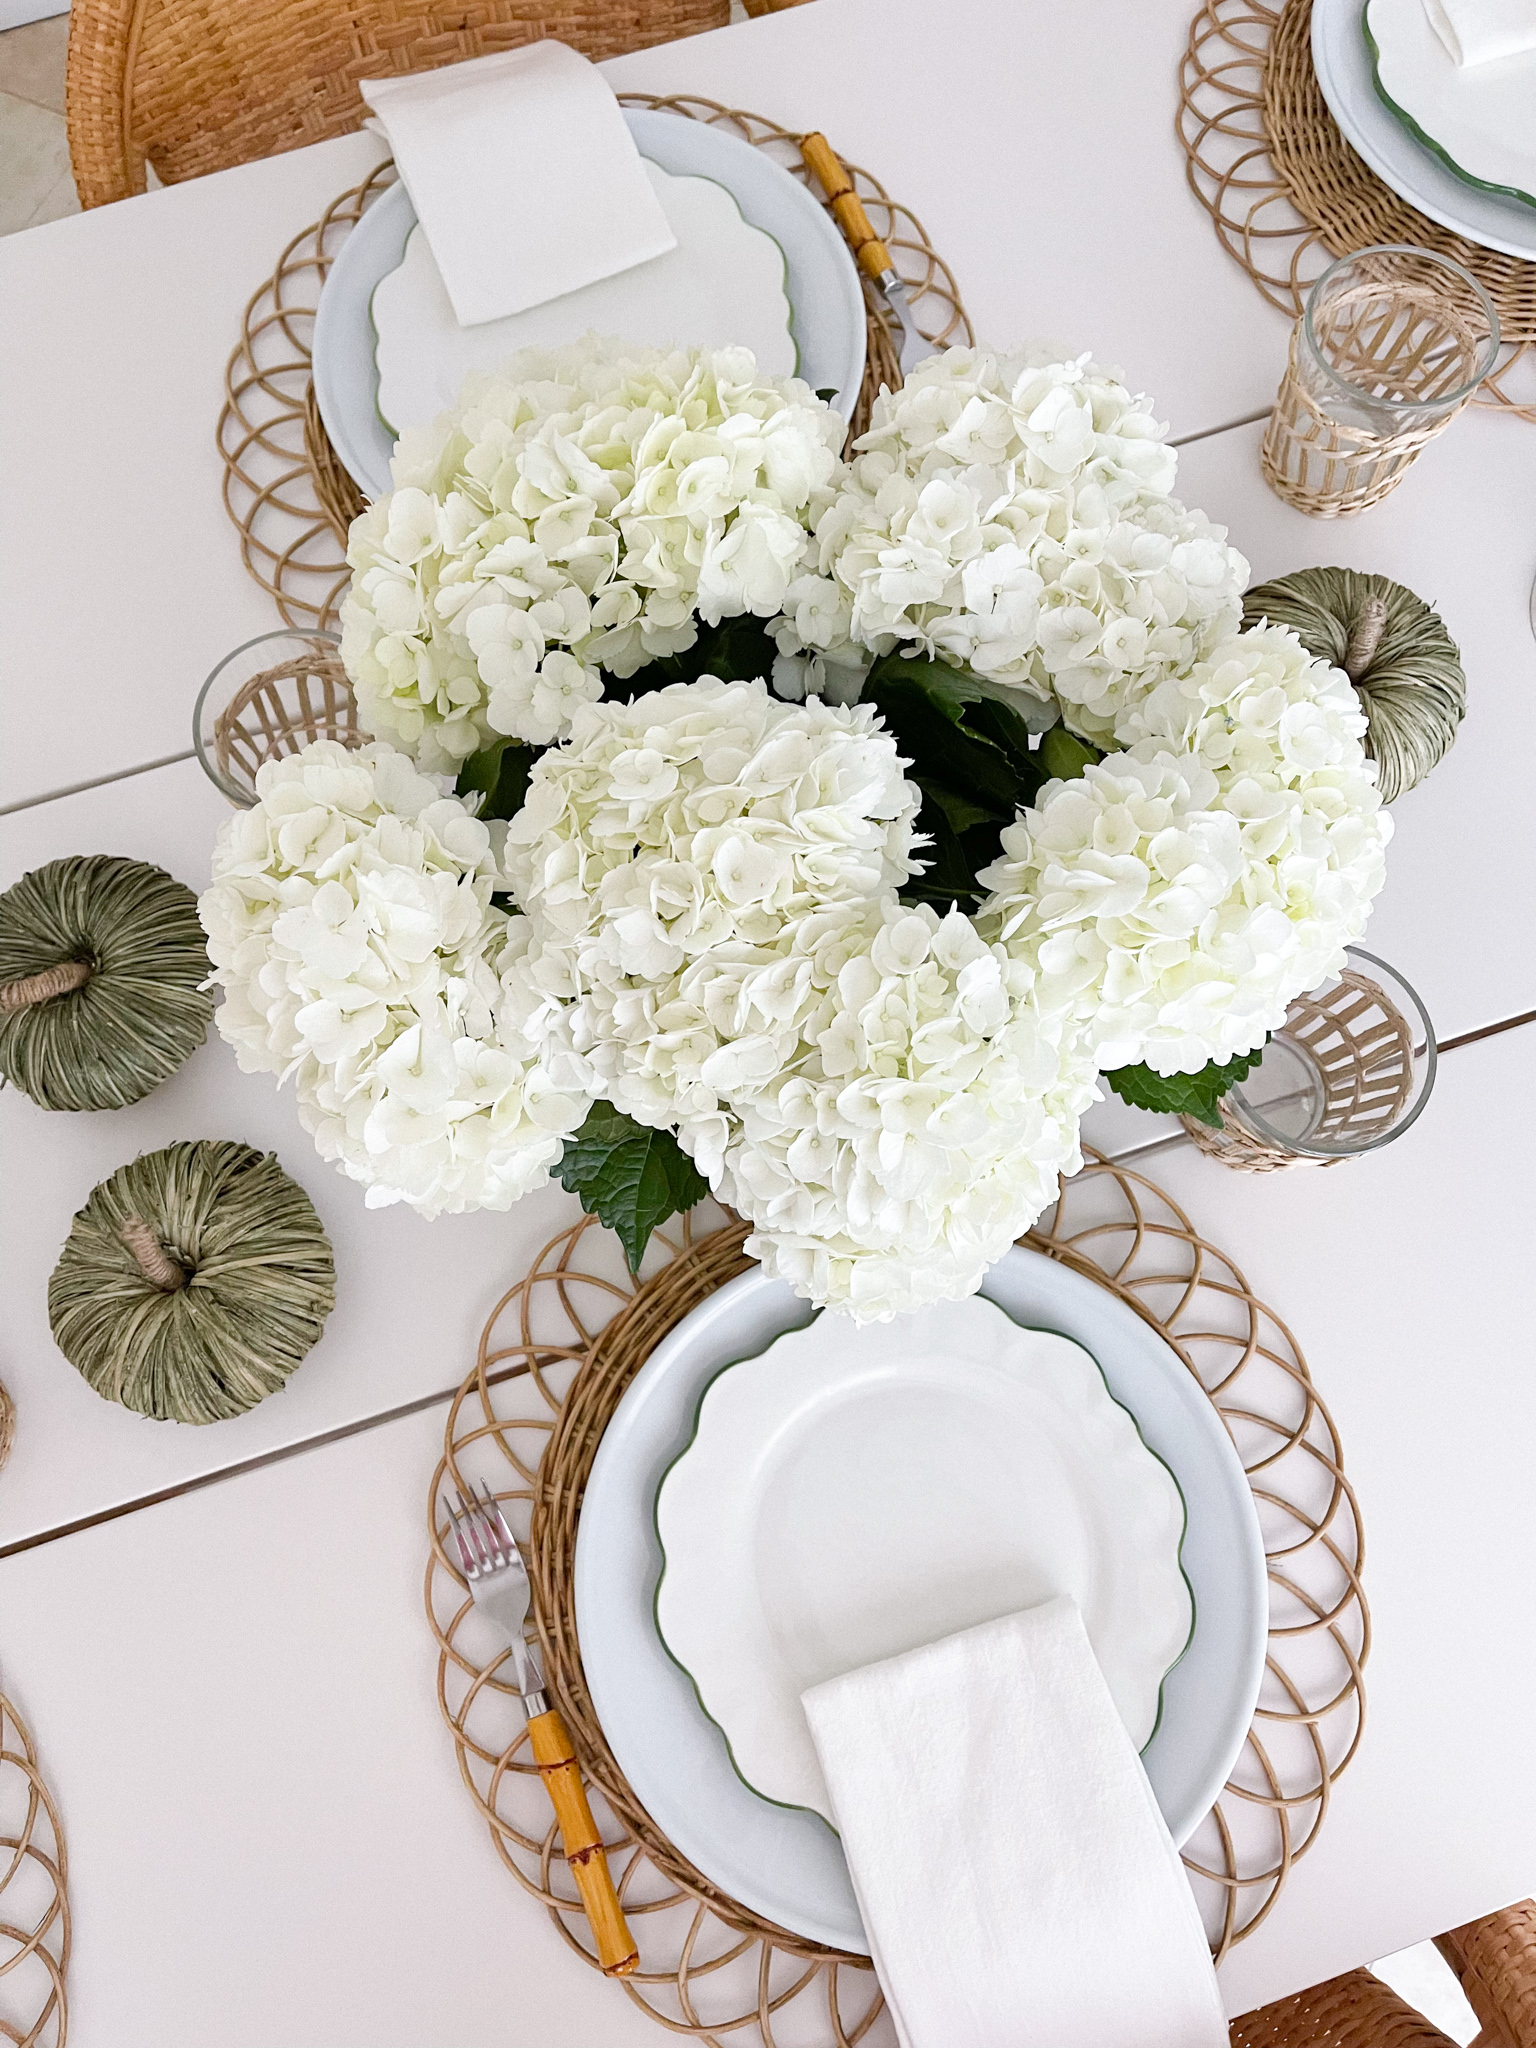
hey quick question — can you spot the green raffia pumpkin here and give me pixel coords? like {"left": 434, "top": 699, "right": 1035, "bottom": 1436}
{"left": 0, "top": 856, "right": 213, "bottom": 1111}
{"left": 48, "top": 1141, "right": 336, "bottom": 1424}
{"left": 1242, "top": 567, "right": 1465, "bottom": 804}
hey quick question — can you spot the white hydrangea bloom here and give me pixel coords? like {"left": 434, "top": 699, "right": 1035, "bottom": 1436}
{"left": 977, "top": 626, "right": 1391, "bottom": 1076}
{"left": 501, "top": 677, "right": 923, "bottom": 1129}
{"left": 339, "top": 338, "right": 846, "bottom": 772}
{"left": 684, "top": 898, "right": 1096, "bottom": 1322}
{"left": 777, "top": 346, "right": 1248, "bottom": 738}
{"left": 199, "top": 740, "right": 588, "bottom": 1216}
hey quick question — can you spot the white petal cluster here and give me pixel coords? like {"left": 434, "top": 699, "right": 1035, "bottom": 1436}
{"left": 978, "top": 625, "right": 1392, "bottom": 1075}
{"left": 198, "top": 741, "right": 587, "bottom": 1217}
{"left": 501, "top": 677, "right": 1093, "bottom": 1319}
{"left": 339, "top": 337, "right": 845, "bottom": 772}
{"left": 688, "top": 899, "right": 1096, "bottom": 1321}
{"left": 775, "top": 346, "right": 1249, "bottom": 741}
{"left": 501, "top": 677, "right": 922, "bottom": 1122}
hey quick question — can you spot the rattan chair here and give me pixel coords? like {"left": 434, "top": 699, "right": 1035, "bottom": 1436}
{"left": 64, "top": 0, "right": 734, "bottom": 209}
{"left": 1230, "top": 1903, "right": 1536, "bottom": 2047}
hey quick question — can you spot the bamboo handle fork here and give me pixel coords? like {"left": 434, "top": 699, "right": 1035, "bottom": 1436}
{"left": 445, "top": 1484, "right": 639, "bottom": 1977}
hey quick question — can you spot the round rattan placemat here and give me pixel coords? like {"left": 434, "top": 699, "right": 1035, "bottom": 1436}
{"left": 219, "top": 100, "right": 974, "bottom": 632}
{"left": 0, "top": 1688, "right": 69, "bottom": 2048}
{"left": 1178, "top": 0, "right": 1536, "bottom": 415}
{"left": 425, "top": 1155, "right": 1369, "bottom": 2042}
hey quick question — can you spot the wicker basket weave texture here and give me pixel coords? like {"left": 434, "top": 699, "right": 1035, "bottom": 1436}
{"left": 65, "top": 0, "right": 732, "bottom": 208}
{"left": 1438, "top": 1900, "right": 1536, "bottom": 2047}
{"left": 1231, "top": 1901, "right": 1536, "bottom": 2047}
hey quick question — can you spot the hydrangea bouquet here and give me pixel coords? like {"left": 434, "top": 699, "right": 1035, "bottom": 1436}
{"left": 202, "top": 338, "right": 1390, "bottom": 1321}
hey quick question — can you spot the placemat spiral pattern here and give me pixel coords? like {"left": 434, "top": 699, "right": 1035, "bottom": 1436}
{"left": 1177, "top": 0, "right": 1536, "bottom": 416}
{"left": 424, "top": 1154, "right": 1369, "bottom": 2041}
{"left": 0, "top": 1689, "right": 69, "bottom": 2048}
{"left": 219, "top": 99, "right": 974, "bottom": 632}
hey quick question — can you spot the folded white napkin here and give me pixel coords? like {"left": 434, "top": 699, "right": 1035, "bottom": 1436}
{"left": 801, "top": 1598, "right": 1227, "bottom": 2048}
{"left": 360, "top": 42, "right": 676, "bottom": 328}
{"left": 1422, "top": 0, "right": 1536, "bottom": 64}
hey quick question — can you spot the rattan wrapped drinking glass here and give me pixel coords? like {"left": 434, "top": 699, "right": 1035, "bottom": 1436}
{"left": 1183, "top": 947, "right": 1436, "bottom": 1170}
{"left": 1261, "top": 244, "right": 1500, "bottom": 516}
{"left": 193, "top": 629, "right": 361, "bottom": 806}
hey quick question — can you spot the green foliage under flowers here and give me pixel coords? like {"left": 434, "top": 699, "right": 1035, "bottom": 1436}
{"left": 859, "top": 650, "right": 1098, "bottom": 912}
{"left": 556, "top": 1101, "right": 709, "bottom": 1273}
{"left": 1102, "top": 1042, "right": 1271, "bottom": 1129}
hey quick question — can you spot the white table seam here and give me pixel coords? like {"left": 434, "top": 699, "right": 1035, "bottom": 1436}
{"left": 6, "top": 1015, "right": 1527, "bottom": 1561}
{"left": 0, "top": 749, "right": 197, "bottom": 819}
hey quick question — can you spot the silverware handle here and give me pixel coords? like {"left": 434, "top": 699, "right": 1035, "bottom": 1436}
{"left": 799, "top": 131, "right": 893, "bottom": 281}
{"left": 527, "top": 1706, "right": 639, "bottom": 1978}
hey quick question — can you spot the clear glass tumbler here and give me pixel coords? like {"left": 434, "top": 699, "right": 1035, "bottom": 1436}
{"left": 1222, "top": 947, "right": 1436, "bottom": 1162}
{"left": 194, "top": 629, "right": 359, "bottom": 807}
{"left": 1262, "top": 245, "right": 1500, "bottom": 516}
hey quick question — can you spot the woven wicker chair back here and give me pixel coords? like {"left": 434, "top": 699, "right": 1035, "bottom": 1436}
{"left": 64, "top": 0, "right": 732, "bottom": 209}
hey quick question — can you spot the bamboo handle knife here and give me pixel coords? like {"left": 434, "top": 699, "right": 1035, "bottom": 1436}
{"left": 799, "top": 131, "right": 892, "bottom": 280}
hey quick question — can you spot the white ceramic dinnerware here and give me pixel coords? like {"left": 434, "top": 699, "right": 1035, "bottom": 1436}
{"left": 574, "top": 1247, "right": 1270, "bottom": 1955}
{"left": 653, "top": 1297, "right": 1195, "bottom": 1825}
{"left": 313, "top": 110, "right": 868, "bottom": 502}
{"left": 371, "top": 160, "right": 798, "bottom": 438}
{"left": 1311, "top": 0, "right": 1536, "bottom": 258}
{"left": 1365, "top": 0, "right": 1536, "bottom": 208}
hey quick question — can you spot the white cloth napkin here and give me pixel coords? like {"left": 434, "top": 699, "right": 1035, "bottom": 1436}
{"left": 801, "top": 1598, "right": 1228, "bottom": 2048}
{"left": 1421, "top": 0, "right": 1536, "bottom": 65}
{"left": 360, "top": 42, "right": 676, "bottom": 328}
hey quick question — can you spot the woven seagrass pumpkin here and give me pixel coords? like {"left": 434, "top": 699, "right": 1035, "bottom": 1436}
{"left": 48, "top": 1141, "right": 336, "bottom": 1424}
{"left": 1242, "top": 567, "right": 1465, "bottom": 804}
{"left": 0, "top": 855, "right": 212, "bottom": 1110}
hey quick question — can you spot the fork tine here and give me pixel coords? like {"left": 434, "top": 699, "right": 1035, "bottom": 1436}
{"left": 477, "top": 1481, "right": 518, "bottom": 1566}
{"left": 450, "top": 1488, "right": 491, "bottom": 1575}
{"left": 444, "top": 1490, "right": 476, "bottom": 1577}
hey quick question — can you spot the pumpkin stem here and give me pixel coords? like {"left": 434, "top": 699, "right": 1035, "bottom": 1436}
{"left": 1343, "top": 597, "right": 1387, "bottom": 680}
{"left": 0, "top": 959, "right": 92, "bottom": 1011}
{"left": 120, "top": 1216, "right": 188, "bottom": 1293}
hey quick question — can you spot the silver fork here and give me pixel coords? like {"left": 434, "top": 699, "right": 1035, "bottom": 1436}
{"left": 445, "top": 1482, "right": 549, "bottom": 1711}
{"left": 442, "top": 1483, "right": 639, "bottom": 1977}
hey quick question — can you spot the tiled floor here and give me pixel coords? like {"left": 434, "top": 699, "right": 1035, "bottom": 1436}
{"left": 1, "top": 12, "right": 78, "bottom": 235}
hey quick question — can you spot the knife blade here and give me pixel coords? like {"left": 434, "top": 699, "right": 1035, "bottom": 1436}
{"left": 799, "top": 130, "right": 933, "bottom": 379}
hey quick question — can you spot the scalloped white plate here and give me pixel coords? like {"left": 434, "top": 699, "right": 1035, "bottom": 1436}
{"left": 1310, "top": 0, "right": 1536, "bottom": 258}
{"left": 313, "top": 110, "right": 867, "bottom": 503}
{"left": 574, "top": 1247, "right": 1269, "bottom": 1955}
{"left": 654, "top": 1296, "right": 1195, "bottom": 1824}
{"left": 1365, "top": 0, "right": 1536, "bottom": 211}
{"left": 372, "top": 160, "right": 798, "bottom": 438}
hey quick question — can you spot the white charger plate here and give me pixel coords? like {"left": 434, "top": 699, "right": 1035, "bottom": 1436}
{"left": 313, "top": 111, "right": 868, "bottom": 503}
{"left": 372, "top": 159, "right": 799, "bottom": 438}
{"left": 574, "top": 1247, "right": 1269, "bottom": 1956}
{"left": 653, "top": 1296, "right": 1195, "bottom": 1825}
{"left": 1311, "top": 0, "right": 1536, "bottom": 259}
{"left": 1365, "top": 0, "right": 1536, "bottom": 211}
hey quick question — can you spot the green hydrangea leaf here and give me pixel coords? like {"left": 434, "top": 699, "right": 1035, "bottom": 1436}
{"left": 1102, "top": 1041, "right": 1270, "bottom": 1129}
{"left": 556, "top": 1102, "right": 709, "bottom": 1272}
{"left": 456, "top": 739, "right": 535, "bottom": 822}
{"left": 608, "top": 614, "right": 779, "bottom": 699}
{"left": 1036, "top": 726, "right": 1103, "bottom": 783}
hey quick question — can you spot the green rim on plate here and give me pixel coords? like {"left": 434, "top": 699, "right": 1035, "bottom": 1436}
{"left": 1363, "top": 0, "right": 1536, "bottom": 213}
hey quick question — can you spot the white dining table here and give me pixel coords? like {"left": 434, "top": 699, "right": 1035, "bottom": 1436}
{"left": 2, "top": 0, "right": 1535, "bottom": 2040}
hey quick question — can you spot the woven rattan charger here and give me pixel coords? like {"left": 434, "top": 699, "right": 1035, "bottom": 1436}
{"left": 218, "top": 98, "right": 972, "bottom": 630}
{"left": 425, "top": 1156, "right": 1368, "bottom": 2044}
{"left": 1178, "top": 0, "right": 1536, "bottom": 418}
